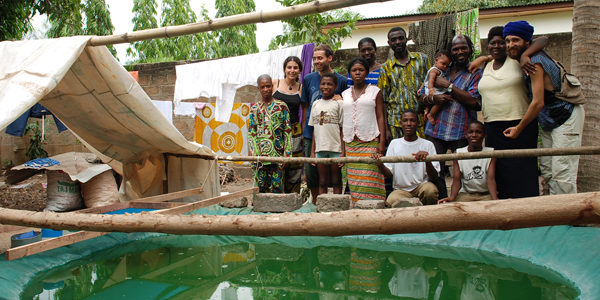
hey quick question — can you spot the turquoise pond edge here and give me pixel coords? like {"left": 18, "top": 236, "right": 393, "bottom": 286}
{"left": 0, "top": 204, "right": 598, "bottom": 299}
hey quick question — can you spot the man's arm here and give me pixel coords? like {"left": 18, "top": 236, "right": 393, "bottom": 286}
{"left": 439, "top": 160, "right": 461, "bottom": 203}
{"left": 300, "top": 76, "right": 311, "bottom": 133}
{"left": 434, "top": 75, "right": 480, "bottom": 109}
{"left": 487, "top": 157, "right": 499, "bottom": 200}
{"left": 375, "top": 91, "right": 387, "bottom": 154}
{"left": 371, "top": 153, "right": 393, "bottom": 179}
{"left": 378, "top": 67, "right": 393, "bottom": 144}
{"left": 521, "top": 36, "right": 549, "bottom": 75}
{"left": 413, "top": 151, "right": 439, "bottom": 181}
{"left": 504, "top": 63, "right": 545, "bottom": 138}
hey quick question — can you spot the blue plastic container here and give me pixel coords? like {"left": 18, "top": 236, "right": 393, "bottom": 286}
{"left": 42, "top": 228, "right": 63, "bottom": 238}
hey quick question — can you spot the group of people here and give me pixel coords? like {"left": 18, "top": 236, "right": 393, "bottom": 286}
{"left": 248, "top": 20, "right": 584, "bottom": 206}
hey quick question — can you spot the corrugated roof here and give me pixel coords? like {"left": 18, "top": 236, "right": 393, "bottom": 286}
{"left": 335, "top": 0, "right": 573, "bottom": 23}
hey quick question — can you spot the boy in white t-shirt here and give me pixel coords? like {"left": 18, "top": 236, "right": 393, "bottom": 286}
{"left": 371, "top": 109, "right": 440, "bottom": 206}
{"left": 439, "top": 121, "right": 499, "bottom": 203}
{"left": 309, "top": 73, "right": 345, "bottom": 196}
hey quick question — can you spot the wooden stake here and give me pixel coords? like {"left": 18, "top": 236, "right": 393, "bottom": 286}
{"left": 1, "top": 192, "right": 599, "bottom": 236}
{"left": 88, "top": 0, "right": 390, "bottom": 46}
{"left": 215, "top": 146, "right": 600, "bottom": 164}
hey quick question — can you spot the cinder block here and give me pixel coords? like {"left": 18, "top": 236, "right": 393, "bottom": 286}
{"left": 220, "top": 196, "right": 249, "bottom": 208}
{"left": 255, "top": 244, "right": 303, "bottom": 261}
{"left": 389, "top": 197, "right": 423, "bottom": 208}
{"left": 253, "top": 193, "right": 302, "bottom": 212}
{"left": 316, "top": 194, "right": 351, "bottom": 212}
{"left": 354, "top": 200, "right": 385, "bottom": 210}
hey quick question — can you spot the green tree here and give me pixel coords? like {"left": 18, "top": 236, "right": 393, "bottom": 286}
{"left": 268, "top": 0, "right": 362, "bottom": 51}
{"left": 215, "top": 0, "right": 259, "bottom": 57}
{"left": 158, "top": 0, "right": 216, "bottom": 62}
{"left": 0, "top": 0, "right": 80, "bottom": 41}
{"left": 417, "top": 0, "right": 553, "bottom": 13}
{"left": 126, "top": 0, "right": 161, "bottom": 62}
{"left": 47, "top": 0, "right": 117, "bottom": 57}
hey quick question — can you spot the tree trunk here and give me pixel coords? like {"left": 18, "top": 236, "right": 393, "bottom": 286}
{"left": 0, "top": 193, "right": 599, "bottom": 236}
{"left": 574, "top": 0, "right": 600, "bottom": 192}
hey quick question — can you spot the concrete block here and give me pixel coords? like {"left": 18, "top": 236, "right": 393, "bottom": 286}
{"left": 255, "top": 244, "right": 303, "bottom": 261}
{"left": 316, "top": 194, "right": 351, "bottom": 212}
{"left": 220, "top": 196, "right": 249, "bottom": 208}
{"left": 318, "top": 247, "right": 351, "bottom": 265}
{"left": 231, "top": 164, "right": 253, "bottom": 179}
{"left": 354, "top": 200, "right": 385, "bottom": 210}
{"left": 389, "top": 197, "right": 423, "bottom": 208}
{"left": 253, "top": 193, "right": 302, "bottom": 212}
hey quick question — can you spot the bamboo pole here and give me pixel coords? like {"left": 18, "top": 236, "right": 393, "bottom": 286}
{"left": 215, "top": 146, "right": 600, "bottom": 164}
{"left": 88, "top": 0, "right": 390, "bottom": 47}
{"left": 1, "top": 192, "right": 599, "bottom": 236}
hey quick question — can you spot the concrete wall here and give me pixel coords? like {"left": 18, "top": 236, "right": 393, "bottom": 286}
{"left": 0, "top": 32, "right": 572, "bottom": 166}
{"left": 338, "top": 10, "right": 573, "bottom": 50}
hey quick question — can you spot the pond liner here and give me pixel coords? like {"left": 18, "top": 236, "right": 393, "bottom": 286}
{"left": 0, "top": 204, "right": 598, "bottom": 300}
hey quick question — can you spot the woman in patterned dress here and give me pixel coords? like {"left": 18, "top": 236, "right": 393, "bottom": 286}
{"left": 342, "top": 58, "right": 387, "bottom": 203}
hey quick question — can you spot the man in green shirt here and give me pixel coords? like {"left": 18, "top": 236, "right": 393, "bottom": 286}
{"left": 378, "top": 27, "right": 431, "bottom": 142}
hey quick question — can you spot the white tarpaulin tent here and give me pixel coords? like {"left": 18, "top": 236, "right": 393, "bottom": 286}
{"left": 0, "top": 37, "right": 219, "bottom": 201}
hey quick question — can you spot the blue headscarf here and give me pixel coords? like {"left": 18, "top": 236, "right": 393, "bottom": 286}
{"left": 503, "top": 21, "right": 534, "bottom": 42}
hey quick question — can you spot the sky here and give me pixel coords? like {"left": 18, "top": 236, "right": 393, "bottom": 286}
{"left": 94, "top": 0, "right": 423, "bottom": 63}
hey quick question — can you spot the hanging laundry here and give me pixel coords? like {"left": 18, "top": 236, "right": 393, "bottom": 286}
{"left": 300, "top": 43, "right": 315, "bottom": 83}
{"left": 409, "top": 14, "right": 456, "bottom": 64}
{"left": 455, "top": 8, "right": 481, "bottom": 56}
{"left": 174, "top": 45, "right": 305, "bottom": 122}
{"left": 151, "top": 100, "right": 173, "bottom": 124}
{"left": 5, "top": 103, "right": 68, "bottom": 137}
{"left": 173, "top": 102, "right": 197, "bottom": 117}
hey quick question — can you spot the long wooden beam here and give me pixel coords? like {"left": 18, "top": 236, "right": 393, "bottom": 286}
{"left": 5, "top": 231, "right": 107, "bottom": 260}
{"left": 88, "top": 0, "right": 390, "bottom": 46}
{"left": 1, "top": 192, "right": 599, "bottom": 236}
{"left": 216, "top": 146, "right": 600, "bottom": 164}
{"left": 130, "top": 187, "right": 204, "bottom": 203}
{"left": 152, "top": 188, "right": 257, "bottom": 215}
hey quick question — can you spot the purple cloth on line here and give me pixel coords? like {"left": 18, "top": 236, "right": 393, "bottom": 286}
{"left": 300, "top": 43, "right": 315, "bottom": 85}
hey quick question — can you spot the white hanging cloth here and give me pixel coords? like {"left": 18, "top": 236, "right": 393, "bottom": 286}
{"left": 174, "top": 45, "right": 304, "bottom": 122}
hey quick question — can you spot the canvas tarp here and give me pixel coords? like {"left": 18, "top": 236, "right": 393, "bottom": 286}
{"left": 0, "top": 37, "right": 219, "bottom": 200}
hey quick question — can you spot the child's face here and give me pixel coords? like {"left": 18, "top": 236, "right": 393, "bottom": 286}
{"left": 320, "top": 77, "right": 337, "bottom": 98}
{"left": 434, "top": 55, "right": 451, "bottom": 72}
{"left": 466, "top": 123, "right": 486, "bottom": 147}
{"left": 349, "top": 63, "right": 368, "bottom": 83}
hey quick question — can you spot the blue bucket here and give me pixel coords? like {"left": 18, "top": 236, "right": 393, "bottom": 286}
{"left": 42, "top": 228, "right": 63, "bottom": 238}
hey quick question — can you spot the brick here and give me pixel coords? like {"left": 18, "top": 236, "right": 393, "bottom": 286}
{"left": 253, "top": 193, "right": 303, "bottom": 212}
{"left": 138, "top": 74, "right": 150, "bottom": 86}
{"left": 220, "top": 196, "right": 249, "bottom": 208}
{"left": 389, "top": 197, "right": 422, "bottom": 208}
{"left": 256, "top": 244, "right": 302, "bottom": 261}
{"left": 161, "top": 85, "right": 175, "bottom": 97}
{"left": 143, "top": 86, "right": 160, "bottom": 97}
{"left": 316, "top": 194, "right": 351, "bottom": 212}
{"left": 354, "top": 200, "right": 385, "bottom": 210}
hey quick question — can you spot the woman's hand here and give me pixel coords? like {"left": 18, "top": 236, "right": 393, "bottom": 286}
{"left": 385, "top": 128, "right": 393, "bottom": 145}
{"left": 332, "top": 94, "right": 343, "bottom": 101}
{"left": 520, "top": 55, "right": 537, "bottom": 76}
{"left": 503, "top": 126, "right": 521, "bottom": 139}
{"left": 370, "top": 152, "right": 384, "bottom": 164}
{"left": 377, "top": 142, "right": 386, "bottom": 155}
{"left": 469, "top": 56, "right": 488, "bottom": 73}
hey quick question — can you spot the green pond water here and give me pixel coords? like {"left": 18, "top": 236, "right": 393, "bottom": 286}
{"left": 23, "top": 241, "right": 577, "bottom": 300}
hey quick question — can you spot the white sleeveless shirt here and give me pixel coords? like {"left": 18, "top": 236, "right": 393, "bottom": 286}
{"left": 457, "top": 146, "right": 494, "bottom": 193}
{"left": 342, "top": 84, "right": 381, "bottom": 143}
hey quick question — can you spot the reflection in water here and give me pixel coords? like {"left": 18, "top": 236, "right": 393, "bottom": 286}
{"left": 25, "top": 242, "right": 578, "bottom": 300}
